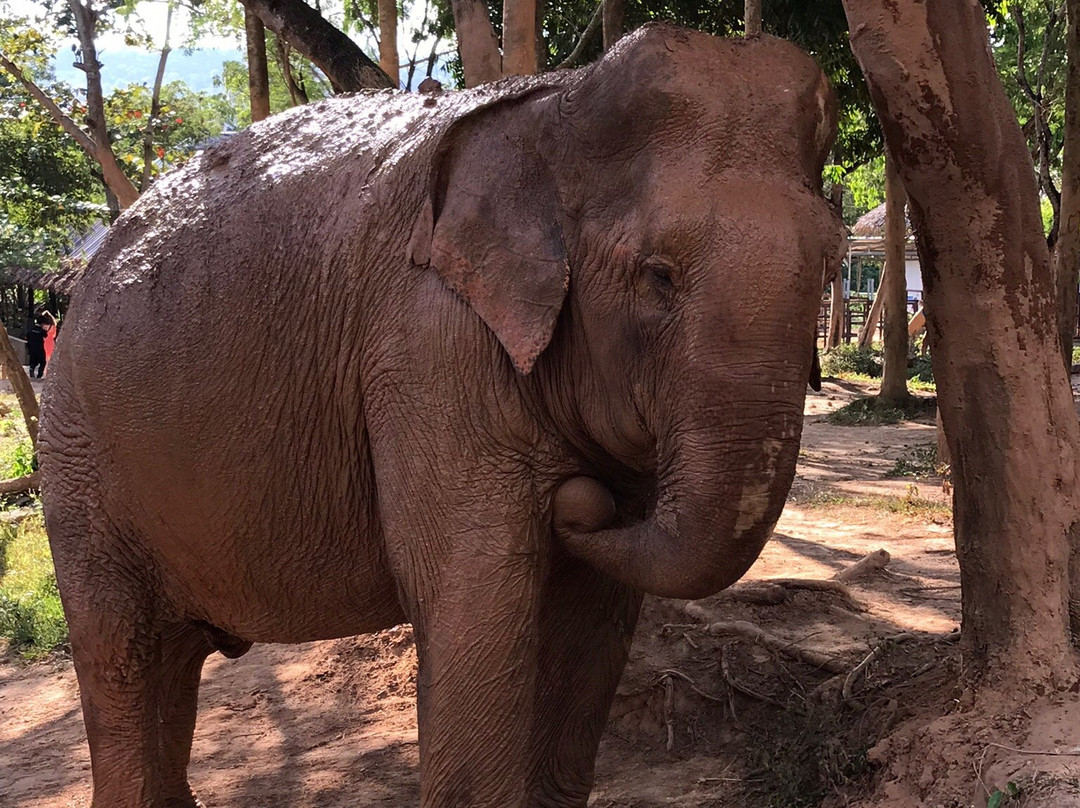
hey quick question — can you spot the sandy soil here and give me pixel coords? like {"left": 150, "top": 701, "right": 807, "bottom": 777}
{"left": 1, "top": 379, "right": 1071, "bottom": 808}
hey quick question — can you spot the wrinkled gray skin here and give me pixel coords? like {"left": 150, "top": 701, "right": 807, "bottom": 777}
{"left": 40, "top": 24, "right": 842, "bottom": 808}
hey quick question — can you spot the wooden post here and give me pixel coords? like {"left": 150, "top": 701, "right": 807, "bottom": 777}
{"left": 878, "top": 153, "right": 911, "bottom": 404}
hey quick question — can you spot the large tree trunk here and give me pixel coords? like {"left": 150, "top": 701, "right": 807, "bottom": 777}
{"left": 878, "top": 153, "right": 910, "bottom": 405}
{"left": 245, "top": 8, "right": 271, "bottom": 122}
{"left": 1059, "top": 0, "right": 1080, "bottom": 366}
{"left": 503, "top": 0, "right": 538, "bottom": 76}
{"left": 603, "top": 0, "right": 624, "bottom": 51}
{"left": 378, "top": 0, "right": 399, "bottom": 83}
{"left": 239, "top": 0, "right": 394, "bottom": 92}
{"left": 843, "top": 0, "right": 1080, "bottom": 685}
{"left": 451, "top": 0, "right": 502, "bottom": 86}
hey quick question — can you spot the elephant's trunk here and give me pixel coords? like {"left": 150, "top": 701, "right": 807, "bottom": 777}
{"left": 555, "top": 365, "right": 806, "bottom": 600}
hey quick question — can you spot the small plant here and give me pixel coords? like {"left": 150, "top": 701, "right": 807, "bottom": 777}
{"left": 0, "top": 438, "right": 36, "bottom": 479}
{"left": 888, "top": 444, "right": 945, "bottom": 478}
{"left": 987, "top": 781, "right": 1022, "bottom": 808}
{"left": 826, "top": 398, "right": 905, "bottom": 425}
{"left": 1073, "top": 345, "right": 1080, "bottom": 366}
{"left": 907, "top": 354, "right": 934, "bottom": 383}
{"left": 820, "top": 344, "right": 883, "bottom": 378}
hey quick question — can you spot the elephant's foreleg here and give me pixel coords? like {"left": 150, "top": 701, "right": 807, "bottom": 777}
{"left": 526, "top": 557, "right": 641, "bottom": 807}
{"left": 158, "top": 624, "right": 214, "bottom": 808}
{"left": 409, "top": 540, "right": 546, "bottom": 808}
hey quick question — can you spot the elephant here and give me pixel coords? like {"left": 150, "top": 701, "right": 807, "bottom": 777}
{"left": 39, "top": 23, "right": 843, "bottom": 808}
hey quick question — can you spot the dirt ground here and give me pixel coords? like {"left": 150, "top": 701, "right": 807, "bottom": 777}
{"left": 3, "top": 378, "right": 1078, "bottom": 808}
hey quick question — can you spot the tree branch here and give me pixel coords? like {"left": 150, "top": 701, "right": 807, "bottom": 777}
{"left": 556, "top": 0, "right": 604, "bottom": 70}
{"left": 0, "top": 51, "right": 99, "bottom": 157}
{"left": 141, "top": 1, "right": 173, "bottom": 191}
{"left": 239, "top": 0, "right": 394, "bottom": 92}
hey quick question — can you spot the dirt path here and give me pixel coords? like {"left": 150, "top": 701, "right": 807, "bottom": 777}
{"left": 0, "top": 381, "right": 965, "bottom": 808}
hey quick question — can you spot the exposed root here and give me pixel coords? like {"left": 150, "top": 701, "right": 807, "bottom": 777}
{"left": 682, "top": 610, "right": 849, "bottom": 674}
{"left": 833, "top": 549, "right": 891, "bottom": 583}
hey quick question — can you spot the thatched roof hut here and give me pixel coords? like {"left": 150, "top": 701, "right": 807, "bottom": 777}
{"left": 851, "top": 202, "right": 913, "bottom": 238}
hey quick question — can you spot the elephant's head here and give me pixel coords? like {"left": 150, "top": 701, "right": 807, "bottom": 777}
{"left": 409, "top": 24, "right": 844, "bottom": 599}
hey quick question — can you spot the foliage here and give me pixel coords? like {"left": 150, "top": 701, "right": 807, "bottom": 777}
{"left": 821, "top": 344, "right": 883, "bottom": 377}
{"left": 0, "top": 21, "right": 104, "bottom": 267}
{"left": 826, "top": 395, "right": 936, "bottom": 426}
{"left": 0, "top": 511, "right": 67, "bottom": 658}
{"left": 0, "top": 437, "right": 35, "bottom": 479}
{"left": 907, "top": 354, "right": 934, "bottom": 383}
{"left": 1073, "top": 345, "right": 1080, "bottom": 365}
{"left": 797, "top": 488, "right": 952, "bottom": 519}
{"left": 842, "top": 155, "right": 885, "bottom": 224}
{"left": 887, "top": 443, "right": 945, "bottom": 478}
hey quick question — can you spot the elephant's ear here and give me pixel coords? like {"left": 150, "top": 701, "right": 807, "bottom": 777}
{"left": 408, "top": 101, "right": 569, "bottom": 375}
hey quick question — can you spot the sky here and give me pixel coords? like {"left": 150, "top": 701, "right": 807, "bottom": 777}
{"left": 5, "top": 0, "right": 449, "bottom": 93}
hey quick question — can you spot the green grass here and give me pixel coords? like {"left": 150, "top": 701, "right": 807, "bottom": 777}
{"left": 0, "top": 511, "right": 67, "bottom": 657}
{"left": 0, "top": 393, "right": 63, "bottom": 657}
{"left": 797, "top": 489, "right": 951, "bottom": 519}
{"left": 825, "top": 395, "right": 937, "bottom": 426}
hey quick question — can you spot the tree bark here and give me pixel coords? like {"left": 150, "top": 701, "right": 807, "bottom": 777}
{"left": 843, "top": 0, "right": 1080, "bottom": 685}
{"left": 603, "top": 0, "right": 624, "bottom": 51}
{"left": 856, "top": 273, "right": 885, "bottom": 350}
{"left": 378, "top": 0, "right": 399, "bottom": 83}
{"left": 451, "top": 0, "right": 502, "bottom": 86}
{"left": 1059, "top": 0, "right": 1080, "bottom": 366}
{"left": 744, "top": 0, "right": 762, "bottom": 37}
{"left": 246, "top": 8, "right": 272, "bottom": 121}
{"left": 239, "top": 0, "right": 395, "bottom": 92}
{"left": 69, "top": 0, "right": 141, "bottom": 209}
{"left": 878, "top": 153, "right": 911, "bottom": 405}
{"left": 503, "top": 0, "right": 538, "bottom": 75}
{"left": 140, "top": 1, "right": 172, "bottom": 191}
{"left": 0, "top": 321, "right": 39, "bottom": 448}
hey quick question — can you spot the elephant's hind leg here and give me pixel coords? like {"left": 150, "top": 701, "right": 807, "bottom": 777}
{"left": 64, "top": 577, "right": 166, "bottom": 808}
{"left": 159, "top": 624, "right": 215, "bottom": 808}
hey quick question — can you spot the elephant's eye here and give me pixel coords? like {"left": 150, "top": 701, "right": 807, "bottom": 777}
{"left": 637, "top": 257, "right": 678, "bottom": 308}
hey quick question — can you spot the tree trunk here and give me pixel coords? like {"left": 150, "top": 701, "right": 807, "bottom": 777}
{"left": 856, "top": 275, "right": 885, "bottom": 349}
{"left": 246, "top": 8, "right": 272, "bottom": 121}
{"left": 1059, "top": 0, "right": 1080, "bottom": 367}
{"left": 378, "top": 0, "right": 399, "bottom": 84}
{"left": 843, "top": 0, "right": 1080, "bottom": 685}
{"left": 451, "top": 0, "right": 502, "bottom": 86}
{"left": 68, "top": 0, "right": 141, "bottom": 209}
{"left": 603, "top": 0, "right": 624, "bottom": 51}
{"left": 744, "top": 0, "right": 762, "bottom": 37}
{"left": 878, "top": 154, "right": 910, "bottom": 405}
{"left": 0, "top": 321, "right": 39, "bottom": 448}
{"left": 239, "top": 0, "right": 394, "bottom": 92}
{"left": 275, "top": 38, "right": 309, "bottom": 106}
{"left": 503, "top": 0, "right": 538, "bottom": 76}
{"left": 140, "top": 2, "right": 172, "bottom": 191}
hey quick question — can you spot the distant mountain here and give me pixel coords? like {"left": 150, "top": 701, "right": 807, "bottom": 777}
{"left": 54, "top": 47, "right": 242, "bottom": 94}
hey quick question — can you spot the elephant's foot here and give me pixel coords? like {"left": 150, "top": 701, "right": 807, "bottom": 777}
{"left": 164, "top": 790, "right": 206, "bottom": 808}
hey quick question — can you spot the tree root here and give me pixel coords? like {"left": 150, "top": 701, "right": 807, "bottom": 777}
{"left": 834, "top": 548, "right": 891, "bottom": 582}
{"left": 680, "top": 603, "right": 849, "bottom": 674}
